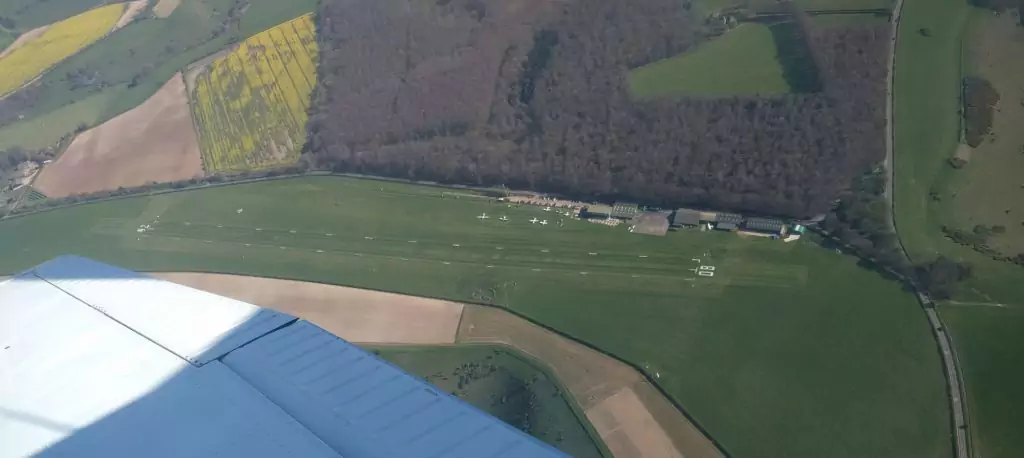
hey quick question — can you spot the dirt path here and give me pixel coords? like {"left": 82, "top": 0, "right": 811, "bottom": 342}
{"left": 156, "top": 272, "right": 723, "bottom": 458}
{"left": 0, "top": 25, "right": 50, "bottom": 60}
{"left": 34, "top": 73, "right": 203, "bottom": 198}
{"left": 113, "top": 0, "right": 149, "bottom": 31}
{"left": 153, "top": 272, "right": 464, "bottom": 344}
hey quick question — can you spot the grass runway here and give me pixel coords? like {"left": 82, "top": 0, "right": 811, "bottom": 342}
{"left": 0, "top": 176, "right": 951, "bottom": 458}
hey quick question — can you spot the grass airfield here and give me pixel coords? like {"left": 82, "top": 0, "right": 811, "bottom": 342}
{"left": 0, "top": 175, "right": 951, "bottom": 458}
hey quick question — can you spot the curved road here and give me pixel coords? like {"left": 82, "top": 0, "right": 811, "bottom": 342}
{"left": 885, "top": 2, "right": 969, "bottom": 457}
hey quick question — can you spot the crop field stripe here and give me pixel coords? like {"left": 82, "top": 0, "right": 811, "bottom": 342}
{"left": 270, "top": 28, "right": 313, "bottom": 99}
{"left": 254, "top": 33, "right": 304, "bottom": 136}
{"left": 223, "top": 52, "right": 260, "bottom": 169}
{"left": 243, "top": 36, "right": 298, "bottom": 151}
{"left": 248, "top": 35, "right": 301, "bottom": 163}
{"left": 294, "top": 16, "right": 319, "bottom": 66}
{"left": 286, "top": 22, "right": 317, "bottom": 92}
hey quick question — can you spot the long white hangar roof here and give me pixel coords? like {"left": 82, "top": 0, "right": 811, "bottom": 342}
{"left": 0, "top": 256, "right": 567, "bottom": 458}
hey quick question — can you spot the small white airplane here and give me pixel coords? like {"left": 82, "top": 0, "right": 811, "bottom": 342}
{"left": 477, "top": 213, "right": 490, "bottom": 219}
{"left": 543, "top": 207, "right": 552, "bottom": 212}
{"left": 529, "top": 217, "right": 540, "bottom": 224}
{"left": 539, "top": 220, "right": 549, "bottom": 226}
{"left": 499, "top": 215, "right": 509, "bottom": 222}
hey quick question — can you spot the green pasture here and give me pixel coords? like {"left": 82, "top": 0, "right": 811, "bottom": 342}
{"left": 893, "top": 2, "right": 1024, "bottom": 457}
{"left": 945, "top": 11, "right": 1024, "bottom": 258}
{"left": 374, "top": 344, "right": 608, "bottom": 458}
{"left": 628, "top": 24, "right": 789, "bottom": 98}
{"left": 0, "top": 176, "right": 951, "bottom": 458}
{"left": 941, "top": 304, "right": 1024, "bottom": 458}
{"left": 891, "top": 0, "right": 1024, "bottom": 304}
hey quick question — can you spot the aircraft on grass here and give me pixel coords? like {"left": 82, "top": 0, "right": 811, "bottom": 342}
{"left": 477, "top": 213, "right": 490, "bottom": 219}
{"left": 499, "top": 215, "right": 509, "bottom": 222}
{"left": 539, "top": 220, "right": 549, "bottom": 226}
{"left": 529, "top": 217, "right": 540, "bottom": 224}
{"left": 543, "top": 207, "right": 552, "bottom": 212}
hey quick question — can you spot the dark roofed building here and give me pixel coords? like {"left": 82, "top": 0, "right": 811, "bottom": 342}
{"left": 584, "top": 204, "right": 613, "bottom": 218}
{"left": 715, "top": 222, "right": 738, "bottom": 231}
{"left": 671, "top": 208, "right": 701, "bottom": 227}
{"left": 716, "top": 213, "right": 743, "bottom": 225}
{"left": 744, "top": 217, "right": 786, "bottom": 234}
{"left": 611, "top": 202, "right": 641, "bottom": 219}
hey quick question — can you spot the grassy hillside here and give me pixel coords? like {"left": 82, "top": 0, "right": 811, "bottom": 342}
{"left": 0, "top": 176, "right": 951, "bottom": 458}
{"left": 375, "top": 344, "right": 609, "bottom": 458}
{"left": 892, "top": 1, "right": 1024, "bottom": 457}
{"left": 628, "top": 24, "right": 789, "bottom": 97}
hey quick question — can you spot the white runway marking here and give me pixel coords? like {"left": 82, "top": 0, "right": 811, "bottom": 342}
{"left": 316, "top": 250, "right": 324, "bottom": 253}
{"left": 290, "top": 230, "right": 297, "bottom": 233}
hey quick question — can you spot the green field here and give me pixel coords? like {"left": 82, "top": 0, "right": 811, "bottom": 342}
{"left": 0, "top": 0, "right": 320, "bottom": 151}
{"left": 893, "top": 1, "right": 1024, "bottom": 456}
{"left": 0, "top": 176, "right": 951, "bottom": 458}
{"left": 941, "top": 304, "right": 1024, "bottom": 458}
{"left": 628, "top": 24, "right": 790, "bottom": 98}
{"left": 374, "top": 344, "right": 608, "bottom": 458}
{"left": 944, "top": 11, "right": 1024, "bottom": 258}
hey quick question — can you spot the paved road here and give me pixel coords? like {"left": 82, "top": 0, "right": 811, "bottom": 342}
{"left": 884, "top": 1, "right": 970, "bottom": 457}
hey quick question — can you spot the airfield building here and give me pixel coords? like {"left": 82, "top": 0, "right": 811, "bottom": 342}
{"left": 670, "top": 208, "right": 702, "bottom": 227}
{"left": 0, "top": 256, "right": 567, "bottom": 458}
{"left": 632, "top": 212, "right": 670, "bottom": 236}
{"left": 583, "top": 204, "right": 614, "bottom": 218}
{"left": 611, "top": 202, "right": 641, "bottom": 219}
{"left": 743, "top": 217, "right": 787, "bottom": 235}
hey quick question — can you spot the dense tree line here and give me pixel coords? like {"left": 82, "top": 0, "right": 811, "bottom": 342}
{"left": 963, "top": 76, "right": 999, "bottom": 147}
{"left": 306, "top": 0, "right": 888, "bottom": 218}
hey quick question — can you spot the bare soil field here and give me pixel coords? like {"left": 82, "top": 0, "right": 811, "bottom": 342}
{"left": 114, "top": 0, "right": 149, "bottom": 31}
{"left": 0, "top": 25, "right": 50, "bottom": 60}
{"left": 587, "top": 387, "right": 683, "bottom": 458}
{"left": 153, "top": 0, "right": 181, "bottom": 18}
{"left": 458, "top": 305, "right": 723, "bottom": 458}
{"left": 34, "top": 73, "right": 202, "bottom": 198}
{"left": 153, "top": 272, "right": 464, "bottom": 344}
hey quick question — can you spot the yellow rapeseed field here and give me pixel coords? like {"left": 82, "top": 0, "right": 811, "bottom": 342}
{"left": 192, "top": 14, "right": 319, "bottom": 172}
{"left": 0, "top": 4, "right": 123, "bottom": 97}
